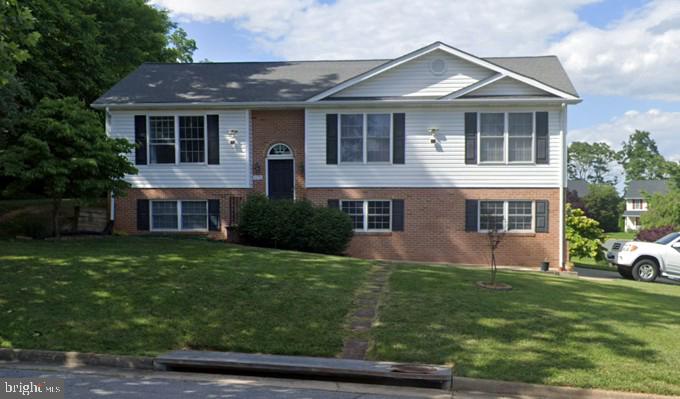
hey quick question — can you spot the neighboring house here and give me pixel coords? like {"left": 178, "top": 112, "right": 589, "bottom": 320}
{"left": 92, "top": 42, "right": 581, "bottom": 267}
{"left": 623, "top": 180, "right": 669, "bottom": 232}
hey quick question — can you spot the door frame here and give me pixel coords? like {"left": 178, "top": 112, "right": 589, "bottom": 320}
{"left": 265, "top": 143, "right": 295, "bottom": 200}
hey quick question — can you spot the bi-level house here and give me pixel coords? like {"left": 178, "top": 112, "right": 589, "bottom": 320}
{"left": 623, "top": 180, "right": 669, "bottom": 232}
{"left": 92, "top": 42, "right": 581, "bottom": 268}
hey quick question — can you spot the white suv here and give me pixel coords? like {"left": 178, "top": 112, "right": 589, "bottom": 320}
{"left": 615, "top": 232, "right": 680, "bottom": 282}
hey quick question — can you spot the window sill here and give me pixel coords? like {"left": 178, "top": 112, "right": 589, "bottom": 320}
{"left": 477, "top": 231, "right": 536, "bottom": 237}
{"left": 354, "top": 231, "right": 393, "bottom": 236}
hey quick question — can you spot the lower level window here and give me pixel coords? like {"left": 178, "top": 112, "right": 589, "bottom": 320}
{"left": 151, "top": 200, "right": 207, "bottom": 231}
{"left": 479, "top": 200, "right": 533, "bottom": 232}
{"left": 341, "top": 200, "right": 391, "bottom": 231}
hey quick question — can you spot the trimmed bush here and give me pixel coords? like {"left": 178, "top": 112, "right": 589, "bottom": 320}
{"left": 636, "top": 226, "right": 675, "bottom": 242}
{"left": 238, "top": 194, "right": 353, "bottom": 255}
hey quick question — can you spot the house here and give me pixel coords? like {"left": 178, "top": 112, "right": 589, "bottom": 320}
{"left": 623, "top": 180, "right": 669, "bottom": 232}
{"left": 92, "top": 42, "right": 581, "bottom": 267}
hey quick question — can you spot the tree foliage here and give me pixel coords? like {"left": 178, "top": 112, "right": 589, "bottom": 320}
{"left": 568, "top": 142, "right": 617, "bottom": 184}
{"left": 0, "top": 98, "right": 136, "bottom": 236}
{"left": 640, "top": 188, "right": 680, "bottom": 229}
{"left": 566, "top": 204, "right": 605, "bottom": 260}
{"left": 0, "top": 0, "right": 40, "bottom": 86}
{"left": 582, "top": 184, "right": 623, "bottom": 232}
{"left": 616, "top": 130, "right": 668, "bottom": 182}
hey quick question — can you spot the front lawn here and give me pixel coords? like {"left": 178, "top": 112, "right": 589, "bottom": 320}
{"left": 370, "top": 265, "right": 680, "bottom": 396}
{"left": 0, "top": 237, "right": 370, "bottom": 357}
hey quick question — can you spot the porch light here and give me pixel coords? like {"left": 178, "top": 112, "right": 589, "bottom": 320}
{"left": 227, "top": 129, "right": 238, "bottom": 145}
{"left": 428, "top": 128, "right": 439, "bottom": 144}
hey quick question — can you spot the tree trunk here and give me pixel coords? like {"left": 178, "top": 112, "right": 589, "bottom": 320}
{"left": 51, "top": 198, "right": 62, "bottom": 238}
{"left": 72, "top": 205, "right": 81, "bottom": 232}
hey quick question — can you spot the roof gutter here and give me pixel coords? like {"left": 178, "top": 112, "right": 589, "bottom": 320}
{"left": 91, "top": 97, "right": 581, "bottom": 110}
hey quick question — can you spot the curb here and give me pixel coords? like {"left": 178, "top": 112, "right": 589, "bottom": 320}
{"left": 0, "top": 348, "right": 153, "bottom": 370}
{"left": 455, "top": 376, "right": 679, "bottom": 399}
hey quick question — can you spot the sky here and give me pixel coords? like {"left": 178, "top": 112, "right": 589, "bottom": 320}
{"left": 151, "top": 0, "right": 680, "bottom": 161}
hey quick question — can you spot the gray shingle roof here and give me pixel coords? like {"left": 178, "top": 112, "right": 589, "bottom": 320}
{"left": 623, "top": 210, "right": 645, "bottom": 217}
{"left": 93, "top": 55, "right": 578, "bottom": 105}
{"left": 624, "top": 180, "right": 670, "bottom": 198}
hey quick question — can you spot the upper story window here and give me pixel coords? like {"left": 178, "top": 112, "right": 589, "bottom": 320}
{"left": 631, "top": 199, "right": 645, "bottom": 209}
{"left": 479, "top": 112, "right": 535, "bottom": 163}
{"left": 148, "top": 115, "right": 206, "bottom": 164}
{"left": 340, "top": 113, "right": 391, "bottom": 163}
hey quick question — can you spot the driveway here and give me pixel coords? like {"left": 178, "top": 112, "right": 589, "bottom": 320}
{"left": 576, "top": 266, "right": 680, "bottom": 285}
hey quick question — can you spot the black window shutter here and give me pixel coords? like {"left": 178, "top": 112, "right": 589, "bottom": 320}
{"left": 208, "top": 199, "right": 220, "bottom": 231}
{"left": 535, "top": 200, "right": 549, "bottom": 233}
{"left": 392, "top": 199, "right": 404, "bottom": 231}
{"left": 464, "top": 112, "right": 477, "bottom": 164}
{"left": 137, "top": 199, "right": 149, "bottom": 231}
{"left": 207, "top": 114, "right": 220, "bottom": 165}
{"left": 535, "top": 112, "right": 549, "bottom": 164}
{"left": 465, "top": 200, "right": 478, "bottom": 232}
{"left": 134, "top": 115, "right": 147, "bottom": 165}
{"left": 392, "top": 113, "right": 405, "bottom": 164}
{"left": 327, "top": 199, "right": 340, "bottom": 209}
{"left": 326, "top": 114, "right": 338, "bottom": 165}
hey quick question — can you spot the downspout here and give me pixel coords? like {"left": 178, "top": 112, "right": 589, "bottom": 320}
{"left": 559, "top": 103, "right": 567, "bottom": 270}
{"left": 106, "top": 107, "right": 116, "bottom": 229}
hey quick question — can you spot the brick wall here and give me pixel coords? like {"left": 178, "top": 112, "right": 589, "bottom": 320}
{"left": 306, "top": 188, "right": 562, "bottom": 267}
{"left": 114, "top": 188, "right": 250, "bottom": 239}
{"left": 250, "top": 110, "right": 306, "bottom": 198}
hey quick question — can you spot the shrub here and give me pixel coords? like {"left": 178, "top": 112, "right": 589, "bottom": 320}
{"left": 238, "top": 194, "right": 353, "bottom": 255}
{"left": 566, "top": 204, "right": 605, "bottom": 260}
{"left": 635, "top": 226, "right": 675, "bottom": 242}
{"left": 640, "top": 188, "right": 680, "bottom": 229}
{"left": 0, "top": 211, "right": 52, "bottom": 239}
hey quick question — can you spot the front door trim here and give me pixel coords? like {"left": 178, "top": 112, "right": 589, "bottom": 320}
{"left": 266, "top": 143, "right": 295, "bottom": 200}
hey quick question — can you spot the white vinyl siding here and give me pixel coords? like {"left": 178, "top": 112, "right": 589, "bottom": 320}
{"left": 464, "top": 77, "right": 550, "bottom": 97}
{"left": 306, "top": 106, "right": 563, "bottom": 188}
{"left": 331, "top": 50, "right": 493, "bottom": 98}
{"left": 109, "top": 110, "right": 250, "bottom": 188}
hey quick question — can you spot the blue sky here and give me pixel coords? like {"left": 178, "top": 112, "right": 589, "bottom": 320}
{"left": 155, "top": 0, "right": 679, "bottom": 160}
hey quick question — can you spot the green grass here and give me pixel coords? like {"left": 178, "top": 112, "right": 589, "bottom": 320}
{"left": 370, "top": 265, "right": 680, "bottom": 396}
{"left": 0, "top": 237, "right": 370, "bottom": 357}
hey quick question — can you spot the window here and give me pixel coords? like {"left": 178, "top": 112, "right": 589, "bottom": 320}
{"left": 179, "top": 116, "right": 205, "bottom": 163}
{"left": 269, "top": 143, "right": 292, "bottom": 156}
{"left": 149, "top": 116, "right": 175, "bottom": 164}
{"left": 632, "top": 199, "right": 644, "bottom": 209}
{"left": 150, "top": 200, "right": 208, "bottom": 231}
{"left": 479, "top": 200, "right": 534, "bottom": 232}
{"left": 340, "top": 114, "right": 363, "bottom": 162}
{"left": 508, "top": 113, "right": 533, "bottom": 162}
{"left": 508, "top": 201, "right": 532, "bottom": 230}
{"left": 340, "top": 113, "right": 391, "bottom": 163}
{"left": 480, "top": 113, "right": 505, "bottom": 162}
{"left": 151, "top": 201, "right": 178, "bottom": 230}
{"left": 341, "top": 200, "right": 364, "bottom": 230}
{"left": 367, "top": 114, "right": 390, "bottom": 162}
{"left": 341, "top": 200, "right": 391, "bottom": 231}
{"left": 181, "top": 201, "right": 208, "bottom": 230}
{"left": 479, "top": 201, "right": 504, "bottom": 231}
{"left": 479, "top": 112, "right": 537, "bottom": 163}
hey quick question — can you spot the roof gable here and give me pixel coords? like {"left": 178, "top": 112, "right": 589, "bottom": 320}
{"left": 460, "top": 76, "right": 554, "bottom": 98}
{"left": 307, "top": 42, "right": 579, "bottom": 102}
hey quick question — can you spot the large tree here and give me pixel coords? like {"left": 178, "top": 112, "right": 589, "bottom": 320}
{"left": 582, "top": 184, "right": 623, "bottom": 232}
{"left": 0, "top": 0, "right": 40, "bottom": 86}
{"left": 17, "top": 0, "right": 197, "bottom": 105}
{"left": 567, "top": 142, "right": 618, "bottom": 184}
{"left": 0, "top": 98, "right": 136, "bottom": 236}
{"left": 617, "top": 130, "right": 668, "bottom": 182}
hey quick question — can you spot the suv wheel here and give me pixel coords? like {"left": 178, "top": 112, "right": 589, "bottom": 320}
{"left": 632, "top": 259, "right": 659, "bottom": 282}
{"left": 617, "top": 266, "right": 634, "bottom": 280}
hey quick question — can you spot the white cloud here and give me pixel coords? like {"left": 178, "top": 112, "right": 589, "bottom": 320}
{"left": 570, "top": 109, "right": 680, "bottom": 161}
{"left": 151, "top": 0, "right": 680, "bottom": 99}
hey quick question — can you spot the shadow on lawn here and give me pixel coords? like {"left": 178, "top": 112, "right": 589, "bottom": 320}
{"left": 0, "top": 237, "right": 370, "bottom": 357}
{"left": 370, "top": 265, "right": 680, "bottom": 389}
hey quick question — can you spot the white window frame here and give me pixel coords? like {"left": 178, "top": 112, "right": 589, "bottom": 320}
{"left": 478, "top": 200, "right": 535, "bottom": 233}
{"left": 477, "top": 111, "right": 536, "bottom": 165}
{"left": 340, "top": 199, "right": 392, "bottom": 232}
{"left": 147, "top": 114, "right": 208, "bottom": 165}
{"left": 150, "top": 200, "right": 208, "bottom": 232}
{"left": 338, "top": 113, "right": 393, "bottom": 164}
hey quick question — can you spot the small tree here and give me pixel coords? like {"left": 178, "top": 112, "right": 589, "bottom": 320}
{"left": 487, "top": 227, "right": 505, "bottom": 287}
{"left": 566, "top": 204, "right": 605, "bottom": 260}
{"left": 0, "top": 97, "right": 136, "bottom": 237}
{"left": 640, "top": 188, "right": 680, "bottom": 229}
